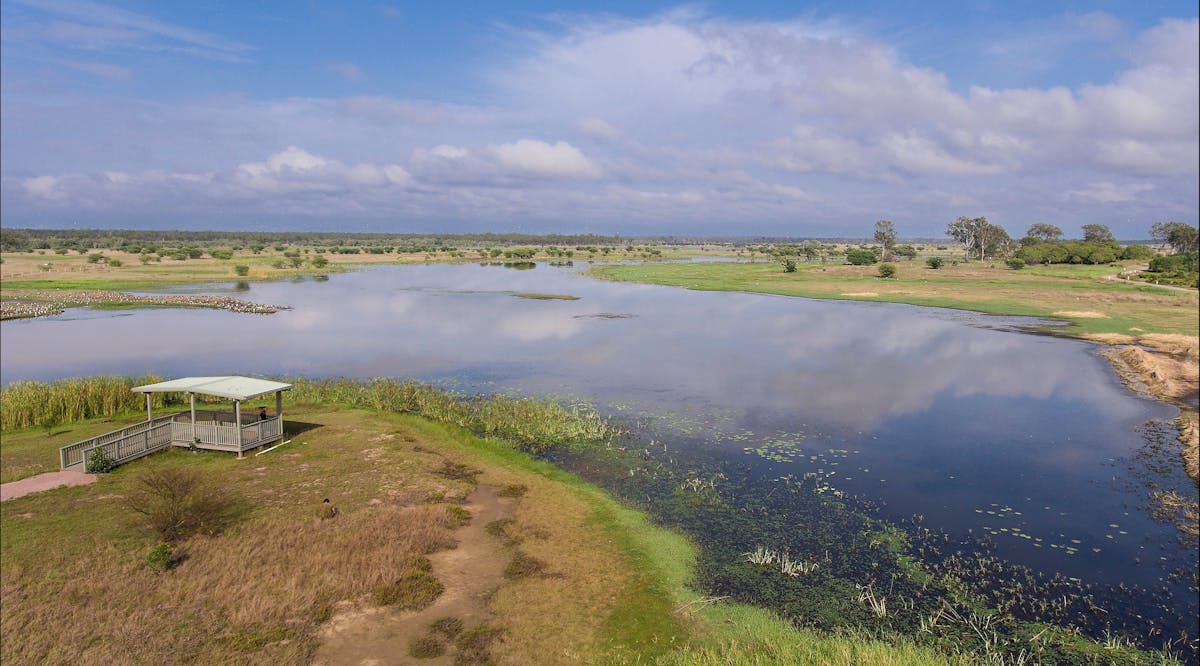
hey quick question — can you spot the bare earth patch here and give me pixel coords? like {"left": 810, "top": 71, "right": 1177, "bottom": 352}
{"left": 312, "top": 484, "right": 517, "bottom": 665}
{"left": 840, "top": 291, "right": 878, "bottom": 297}
{"left": 1053, "top": 310, "right": 1109, "bottom": 319}
{"left": 0, "top": 470, "right": 96, "bottom": 502}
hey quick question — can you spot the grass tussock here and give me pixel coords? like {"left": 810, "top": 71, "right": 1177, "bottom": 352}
{"left": 126, "top": 466, "right": 241, "bottom": 541}
{"left": 454, "top": 625, "right": 504, "bottom": 665}
{"left": 408, "top": 635, "right": 446, "bottom": 658}
{"left": 372, "top": 558, "right": 445, "bottom": 609}
{"left": 497, "top": 483, "right": 528, "bottom": 497}
{"left": 503, "top": 550, "right": 548, "bottom": 579}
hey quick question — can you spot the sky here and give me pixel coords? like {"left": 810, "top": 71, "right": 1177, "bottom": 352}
{"left": 1, "top": 1, "right": 1197, "bottom": 237}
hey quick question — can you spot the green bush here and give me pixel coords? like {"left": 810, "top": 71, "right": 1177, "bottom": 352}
{"left": 311, "top": 255, "right": 329, "bottom": 268}
{"left": 233, "top": 265, "right": 250, "bottom": 276}
{"left": 845, "top": 248, "right": 877, "bottom": 265}
{"left": 781, "top": 258, "right": 797, "bottom": 273}
{"left": 210, "top": 249, "right": 234, "bottom": 260}
{"left": 107, "top": 259, "right": 123, "bottom": 267}
{"left": 146, "top": 542, "right": 175, "bottom": 571}
{"left": 876, "top": 263, "right": 897, "bottom": 278}
{"left": 1120, "top": 244, "right": 1154, "bottom": 261}
{"left": 87, "top": 253, "right": 105, "bottom": 264}
{"left": 1006, "top": 258, "right": 1027, "bottom": 270}
{"left": 85, "top": 446, "right": 117, "bottom": 473}
{"left": 925, "top": 257, "right": 944, "bottom": 269}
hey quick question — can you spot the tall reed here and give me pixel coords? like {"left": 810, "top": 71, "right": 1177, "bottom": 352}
{"left": 0, "top": 375, "right": 172, "bottom": 429}
{"left": 287, "top": 377, "right": 618, "bottom": 453}
{"left": 1, "top": 375, "right": 617, "bottom": 453}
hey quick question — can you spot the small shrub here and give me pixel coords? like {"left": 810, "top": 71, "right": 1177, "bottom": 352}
{"left": 497, "top": 484, "right": 527, "bottom": 498}
{"left": 781, "top": 258, "right": 797, "bottom": 273}
{"left": 1006, "top": 258, "right": 1027, "bottom": 270}
{"left": 271, "top": 260, "right": 286, "bottom": 269}
{"left": 107, "top": 259, "right": 123, "bottom": 267}
{"left": 146, "top": 541, "right": 175, "bottom": 571}
{"left": 87, "top": 253, "right": 105, "bottom": 263}
{"left": 925, "top": 257, "right": 944, "bottom": 269}
{"left": 445, "top": 504, "right": 472, "bottom": 526}
{"left": 845, "top": 248, "right": 877, "bottom": 265}
{"left": 436, "top": 460, "right": 481, "bottom": 481}
{"left": 373, "top": 561, "right": 443, "bottom": 609}
{"left": 485, "top": 518, "right": 520, "bottom": 545}
{"left": 503, "top": 551, "right": 547, "bottom": 579}
{"left": 125, "top": 467, "right": 239, "bottom": 541}
{"left": 311, "top": 255, "right": 329, "bottom": 268}
{"left": 408, "top": 636, "right": 445, "bottom": 659}
{"left": 210, "top": 249, "right": 234, "bottom": 260}
{"left": 41, "top": 414, "right": 61, "bottom": 437}
{"left": 233, "top": 265, "right": 250, "bottom": 276}
{"left": 455, "top": 625, "right": 503, "bottom": 665}
{"left": 85, "top": 446, "right": 116, "bottom": 473}
{"left": 877, "top": 262, "right": 897, "bottom": 278}
{"left": 430, "top": 617, "right": 464, "bottom": 638}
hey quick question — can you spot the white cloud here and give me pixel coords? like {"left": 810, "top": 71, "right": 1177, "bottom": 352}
{"left": 1066, "top": 181, "right": 1154, "bottom": 204}
{"left": 2, "top": 11, "right": 1197, "bottom": 234}
{"left": 576, "top": 117, "right": 622, "bottom": 141}
{"left": 22, "top": 175, "right": 61, "bottom": 199}
{"left": 489, "top": 139, "right": 602, "bottom": 178}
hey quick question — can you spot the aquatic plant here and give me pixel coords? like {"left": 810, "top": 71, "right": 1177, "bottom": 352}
{"left": 855, "top": 584, "right": 887, "bottom": 618}
{"left": 743, "top": 546, "right": 778, "bottom": 566}
{"left": 778, "top": 553, "right": 819, "bottom": 577}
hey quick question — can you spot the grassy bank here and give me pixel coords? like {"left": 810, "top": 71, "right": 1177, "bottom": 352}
{"left": 591, "top": 260, "right": 1198, "bottom": 338}
{"left": 2, "top": 401, "right": 972, "bottom": 664}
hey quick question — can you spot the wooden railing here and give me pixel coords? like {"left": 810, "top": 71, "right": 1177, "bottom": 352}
{"left": 241, "top": 417, "right": 281, "bottom": 448}
{"left": 60, "top": 415, "right": 177, "bottom": 469}
{"left": 60, "top": 414, "right": 285, "bottom": 470}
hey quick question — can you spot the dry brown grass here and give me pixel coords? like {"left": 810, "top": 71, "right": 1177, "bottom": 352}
{"left": 2, "top": 503, "right": 458, "bottom": 664}
{"left": 2, "top": 408, "right": 673, "bottom": 664}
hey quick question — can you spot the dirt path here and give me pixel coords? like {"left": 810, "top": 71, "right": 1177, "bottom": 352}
{"left": 1102, "top": 266, "right": 1196, "bottom": 293}
{"left": 312, "top": 484, "right": 516, "bottom": 665}
{"left": 0, "top": 470, "right": 96, "bottom": 502}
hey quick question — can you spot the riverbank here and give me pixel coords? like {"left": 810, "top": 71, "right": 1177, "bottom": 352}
{"left": 2, "top": 405, "right": 969, "bottom": 664}
{"left": 591, "top": 260, "right": 1199, "bottom": 488}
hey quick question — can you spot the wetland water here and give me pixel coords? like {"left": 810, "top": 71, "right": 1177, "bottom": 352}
{"left": 2, "top": 262, "right": 1196, "bottom": 657}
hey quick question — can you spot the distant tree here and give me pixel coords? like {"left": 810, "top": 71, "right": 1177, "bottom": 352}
{"left": 873, "top": 220, "right": 897, "bottom": 260}
{"left": 845, "top": 248, "right": 878, "bottom": 265}
{"left": 946, "top": 216, "right": 1012, "bottom": 261}
{"left": 1081, "top": 224, "right": 1115, "bottom": 244}
{"left": 1022, "top": 223, "right": 1063, "bottom": 245}
{"left": 1150, "top": 222, "right": 1199, "bottom": 255}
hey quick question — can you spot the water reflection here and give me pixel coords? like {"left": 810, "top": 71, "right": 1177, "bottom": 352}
{"left": 0, "top": 263, "right": 1188, "bottom": 594}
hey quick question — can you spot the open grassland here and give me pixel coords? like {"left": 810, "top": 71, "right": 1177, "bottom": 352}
{"left": 592, "top": 260, "right": 1198, "bottom": 338}
{"left": 1, "top": 404, "right": 982, "bottom": 665}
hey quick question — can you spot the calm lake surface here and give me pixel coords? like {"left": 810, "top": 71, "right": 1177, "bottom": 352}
{"left": 3, "top": 262, "right": 1195, "bottom": 652}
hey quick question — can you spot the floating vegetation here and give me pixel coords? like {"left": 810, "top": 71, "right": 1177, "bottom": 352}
{"left": 511, "top": 292, "right": 579, "bottom": 300}
{"left": 572, "top": 312, "right": 635, "bottom": 319}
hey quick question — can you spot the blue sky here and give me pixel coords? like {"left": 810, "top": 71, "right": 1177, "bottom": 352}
{"left": 1, "top": 1, "right": 1196, "bottom": 237}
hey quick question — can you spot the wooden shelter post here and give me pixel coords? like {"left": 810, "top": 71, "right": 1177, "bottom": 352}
{"left": 145, "top": 393, "right": 152, "bottom": 423}
{"left": 276, "top": 390, "right": 283, "bottom": 421}
{"left": 234, "top": 400, "right": 243, "bottom": 458}
{"left": 189, "top": 393, "right": 197, "bottom": 443}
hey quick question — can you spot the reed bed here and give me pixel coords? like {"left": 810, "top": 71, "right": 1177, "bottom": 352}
{"left": 287, "top": 377, "right": 618, "bottom": 453}
{"left": 0, "top": 375, "right": 174, "bottom": 429}
{"left": 1, "top": 375, "right": 617, "bottom": 453}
